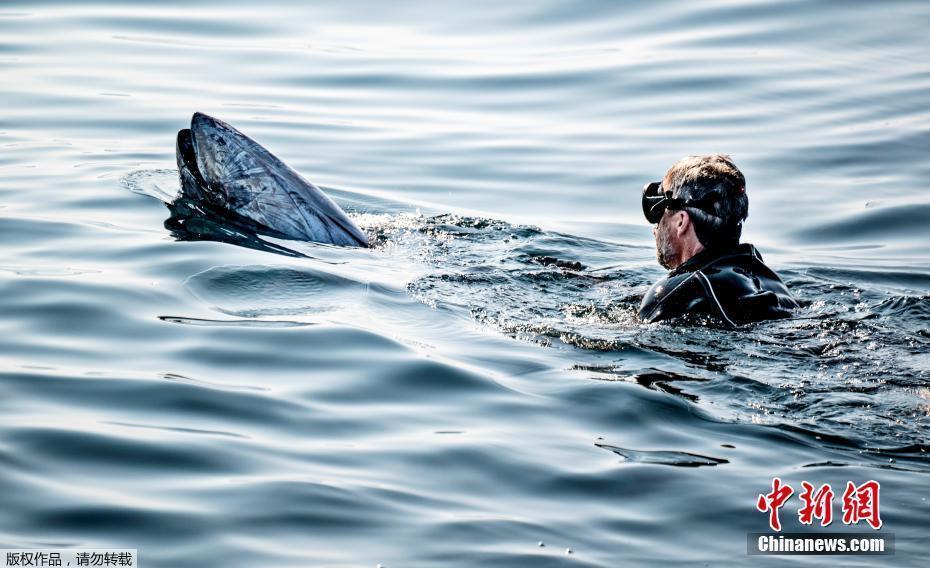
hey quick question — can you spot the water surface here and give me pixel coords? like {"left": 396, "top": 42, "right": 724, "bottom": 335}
{"left": 1, "top": 2, "right": 928, "bottom": 566}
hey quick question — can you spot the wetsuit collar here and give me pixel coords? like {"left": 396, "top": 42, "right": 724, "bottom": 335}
{"left": 670, "top": 242, "right": 755, "bottom": 276}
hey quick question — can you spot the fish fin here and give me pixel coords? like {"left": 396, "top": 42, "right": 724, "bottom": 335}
{"left": 188, "top": 112, "right": 368, "bottom": 247}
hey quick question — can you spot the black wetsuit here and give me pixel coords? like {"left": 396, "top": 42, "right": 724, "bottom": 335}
{"left": 638, "top": 243, "right": 799, "bottom": 326}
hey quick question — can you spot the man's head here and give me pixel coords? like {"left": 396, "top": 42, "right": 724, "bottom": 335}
{"left": 643, "top": 154, "right": 748, "bottom": 269}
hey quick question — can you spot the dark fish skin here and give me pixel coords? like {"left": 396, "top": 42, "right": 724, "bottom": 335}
{"left": 176, "top": 127, "right": 210, "bottom": 205}
{"left": 175, "top": 112, "right": 369, "bottom": 247}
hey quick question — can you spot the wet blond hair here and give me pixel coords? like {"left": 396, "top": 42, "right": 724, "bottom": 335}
{"left": 662, "top": 154, "right": 748, "bottom": 247}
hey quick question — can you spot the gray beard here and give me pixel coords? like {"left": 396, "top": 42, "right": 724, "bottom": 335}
{"left": 656, "top": 230, "right": 677, "bottom": 270}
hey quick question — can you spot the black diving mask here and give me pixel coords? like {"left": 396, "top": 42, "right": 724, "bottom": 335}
{"left": 641, "top": 181, "right": 723, "bottom": 224}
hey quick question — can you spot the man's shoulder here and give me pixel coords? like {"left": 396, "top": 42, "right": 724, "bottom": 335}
{"left": 638, "top": 270, "right": 706, "bottom": 323}
{"left": 639, "top": 242, "right": 800, "bottom": 326}
{"left": 697, "top": 242, "right": 800, "bottom": 323}
{"left": 702, "top": 243, "right": 786, "bottom": 286}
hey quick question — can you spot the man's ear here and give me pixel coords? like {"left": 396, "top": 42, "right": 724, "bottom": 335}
{"left": 674, "top": 210, "right": 691, "bottom": 237}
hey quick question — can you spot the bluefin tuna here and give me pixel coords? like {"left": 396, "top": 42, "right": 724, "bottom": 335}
{"left": 175, "top": 112, "right": 368, "bottom": 247}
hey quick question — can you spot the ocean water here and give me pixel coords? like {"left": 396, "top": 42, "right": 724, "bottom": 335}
{"left": 1, "top": 1, "right": 929, "bottom": 566}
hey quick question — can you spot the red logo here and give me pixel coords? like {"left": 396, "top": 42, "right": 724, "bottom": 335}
{"left": 756, "top": 477, "right": 794, "bottom": 531}
{"left": 757, "top": 478, "right": 882, "bottom": 531}
{"left": 842, "top": 480, "right": 882, "bottom": 529}
{"left": 798, "top": 482, "right": 834, "bottom": 526}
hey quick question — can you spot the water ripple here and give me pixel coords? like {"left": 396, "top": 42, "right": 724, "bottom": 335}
{"left": 3, "top": 0, "right": 930, "bottom": 565}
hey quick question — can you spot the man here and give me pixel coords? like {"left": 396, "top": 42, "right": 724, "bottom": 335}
{"left": 638, "top": 155, "right": 799, "bottom": 326}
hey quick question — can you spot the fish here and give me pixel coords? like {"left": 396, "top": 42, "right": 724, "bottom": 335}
{"left": 175, "top": 112, "right": 369, "bottom": 247}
